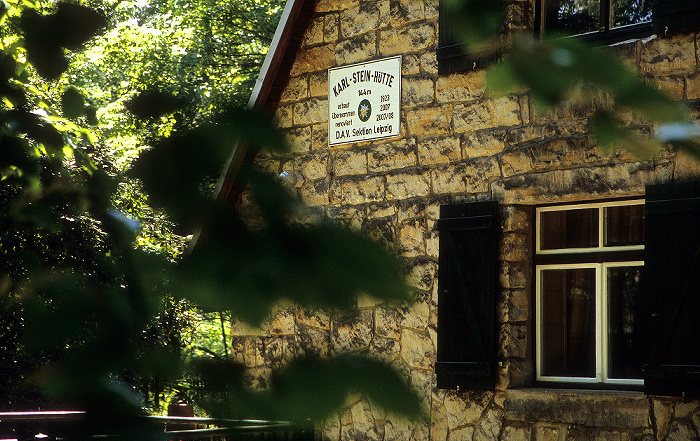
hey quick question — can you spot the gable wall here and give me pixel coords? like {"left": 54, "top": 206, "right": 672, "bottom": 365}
{"left": 232, "top": 0, "right": 700, "bottom": 439}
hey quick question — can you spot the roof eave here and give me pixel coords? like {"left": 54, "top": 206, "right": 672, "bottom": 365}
{"left": 188, "top": 0, "right": 317, "bottom": 251}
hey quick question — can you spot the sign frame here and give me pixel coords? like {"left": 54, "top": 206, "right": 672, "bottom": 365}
{"left": 328, "top": 55, "right": 402, "bottom": 146}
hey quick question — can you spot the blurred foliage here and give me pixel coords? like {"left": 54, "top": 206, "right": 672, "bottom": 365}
{"left": 191, "top": 354, "right": 425, "bottom": 423}
{"left": 443, "top": 0, "right": 700, "bottom": 158}
{"left": 0, "top": 0, "right": 421, "bottom": 432}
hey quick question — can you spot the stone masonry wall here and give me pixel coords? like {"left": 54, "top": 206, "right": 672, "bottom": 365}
{"left": 232, "top": 0, "right": 700, "bottom": 439}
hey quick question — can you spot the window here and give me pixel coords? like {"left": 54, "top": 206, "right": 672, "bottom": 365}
{"left": 436, "top": 182, "right": 700, "bottom": 396}
{"left": 535, "top": 0, "right": 653, "bottom": 43}
{"left": 535, "top": 200, "right": 645, "bottom": 386}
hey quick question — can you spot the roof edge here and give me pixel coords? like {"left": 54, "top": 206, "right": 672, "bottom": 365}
{"left": 248, "top": 0, "right": 302, "bottom": 111}
{"left": 214, "top": 0, "right": 317, "bottom": 202}
{"left": 188, "top": 0, "right": 317, "bottom": 251}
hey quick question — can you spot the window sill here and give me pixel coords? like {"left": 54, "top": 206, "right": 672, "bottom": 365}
{"left": 531, "top": 381, "right": 644, "bottom": 393}
{"left": 559, "top": 22, "right": 653, "bottom": 46}
{"left": 504, "top": 388, "right": 650, "bottom": 429}
{"left": 514, "top": 386, "right": 644, "bottom": 396}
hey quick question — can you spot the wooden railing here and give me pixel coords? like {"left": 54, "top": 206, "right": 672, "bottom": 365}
{"left": 0, "top": 411, "right": 313, "bottom": 440}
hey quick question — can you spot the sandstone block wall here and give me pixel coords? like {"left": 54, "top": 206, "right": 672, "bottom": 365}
{"left": 234, "top": 0, "right": 700, "bottom": 439}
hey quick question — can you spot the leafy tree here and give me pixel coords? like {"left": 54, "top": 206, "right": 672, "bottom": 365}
{"left": 1, "top": 0, "right": 422, "bottom": 433}
{"left": 58, "top": 0, "right": 284, "bottom": 253}
{"left": 25, "top": 0, "right": 289, "bottom": 409}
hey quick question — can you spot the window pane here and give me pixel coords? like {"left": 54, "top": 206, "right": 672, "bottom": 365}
{"left": 605, "top": 204, "right": 644, "bottom": 246}
{"left": 607, "top": 266, "right": 644, "bottom": 380}
{"left": 612, "top": 0, "right": 652, "bottom": 28}
{"left": 540, "top": 208, "right": 599, "bottom": 250}
{"left": 545, "top": 0, "right": 600, "bottom": 35}
{"left": 541, "top": 268, "right": 597, "bottom": 378}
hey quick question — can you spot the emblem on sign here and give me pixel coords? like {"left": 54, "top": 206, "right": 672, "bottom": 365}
{"left": 328, "top": 56, "right": 401, "bottom": 146}
{"left": 358, "top": 99, "right": 371, "bottom": 122}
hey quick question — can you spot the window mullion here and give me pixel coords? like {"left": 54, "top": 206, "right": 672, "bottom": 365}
{"left": 535, "top": 267, "right": 544, "bottom": 381}
{"left": 535, "top": 207, "right": 542, "bottom": 254}
{"left": 601, "top": 0, "right": 612, "bottom": 32}
{"left": 599, "top": 206, "right": 605, "bottom": 249}
{"left": 596, "top": 263, "right": 605, "bottom": 382}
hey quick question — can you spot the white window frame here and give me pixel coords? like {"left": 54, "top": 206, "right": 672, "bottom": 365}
{"left": 535, "top": 200, "right": 644, "bottom": 386}
{"left": 536, "top": 199, "right": 645, "bottom": 255}
{"left": 536, "top": 262, "right": 644, "bottom": 385}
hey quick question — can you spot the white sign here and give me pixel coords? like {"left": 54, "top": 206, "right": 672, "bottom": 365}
{"left": 328, "top": 56, "right": 401, "bottom": 146}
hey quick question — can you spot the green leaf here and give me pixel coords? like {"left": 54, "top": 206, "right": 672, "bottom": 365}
{"left": 615, "top": 82, "right": 688, "bottom": 123}
{"left": 20, "top": 9, "right": 68, "bottom": 80}
{"left": 128, "top": 106, "right": 288, "bottom": 229}
{"left": 192, "top": 355, "right": 424, "bottom": 423}
{"left": 486, "top": 58, "right": 524, "bottom": 97}
{"left": 442, "top": 0, "right": 502, "bottom": 49}
{"left": 508, "top": 39, "right": 575, "bottom": 105}
{"left": 51, "top": 3, "right": 106, "bottom": 51}
{"left": 61, "top": 86, "right": 85, "bottom": 119}
{"left": 219, "top": 107, "right": 288, "bottom": 153}
{"left": 125, "top": 89, "right": 188, "bottom": 120}
{"left": 590, "top": 112, "right": 663, "bottom": 158}
{"left": 85, "top": 106, "right": 98, "bottom": 125}
{"left": 2, "top": 109, "right": 64, "bottom": 150}
{"left": 20, "top": 3, "right": 105, "bottom": 80}
{"left": 0, "top": 135, "right": 34, "bottom": 172}
{"left": 11, "top": 202, "right": 62, "bottom": 233}
{"left": 128, "top": 126, "right": 232, "bottom": 227}
{"left": 242, "top": 168, "right": 300, "bottom": 222}
{"left": 342, "top": 356, "right": 426, "bottom": 420}
{"left": 548, "top": 37, "right": 638, "bottom": 91}
{"left": 0, "top": 52, "right": 17, "bottom": 82}
{"left": 22, "top": 272, "right": 92, "bottom": 352}
{"left": 173, "top": 207, "right": 410, "bottom": 325}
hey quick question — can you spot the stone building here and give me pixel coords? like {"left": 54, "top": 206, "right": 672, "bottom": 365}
{"left": 219, "top": 0, "right": 700, "bottom": 439}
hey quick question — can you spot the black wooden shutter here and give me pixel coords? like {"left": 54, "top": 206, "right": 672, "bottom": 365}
{"left": 436, "top": 201, "right": 499, "bottom": 390}
{"left": 437, "top": 0, "right": 469, "bottom": 75}
{"left": 652, "top": 0, "right": 700, "bottom": 35}
{"left": 437, "top": 1, "right": 504, "bottom": 75}
{"left": 644, "top": 181, "right": 700, "bottom": 397}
